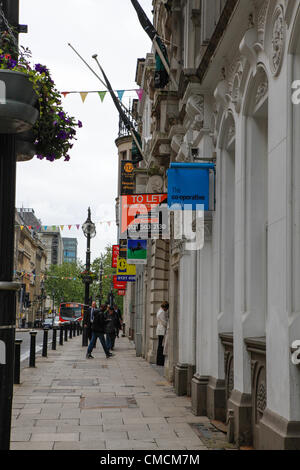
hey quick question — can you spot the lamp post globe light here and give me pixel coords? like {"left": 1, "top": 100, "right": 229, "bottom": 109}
{"left": 82, "top": 207, "right": 96, "bottom": 346}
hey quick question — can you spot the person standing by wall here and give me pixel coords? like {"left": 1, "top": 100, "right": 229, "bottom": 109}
{"left": 156, "top": 301, "right": 169, "bottom": 366}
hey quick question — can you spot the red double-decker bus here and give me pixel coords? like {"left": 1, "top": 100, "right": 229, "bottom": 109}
{"left": 59, "top": 302, "right": 85, "bottom": 324}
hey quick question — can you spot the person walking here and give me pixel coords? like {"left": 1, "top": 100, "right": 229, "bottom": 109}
{"left": 113, "top": 304, "right": 122, "bottom": 338}
{"left": 105, "top": 306, "right": 120, "bottom": 351}
{"left": 83, "top": 301, "right": 96, "bottom": 341}
{"left": 86, "top": 305, "right": 113, "bottom": 359}
{"left": 156, "top": 301, "right": 169, "bottom": 366}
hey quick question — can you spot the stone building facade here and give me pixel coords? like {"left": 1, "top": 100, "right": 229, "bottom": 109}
{"left": 14, "top": 210, "right": 47, "bottom": 326}
{"left": 119, "top": 0, "right": 300, "bottom": 450}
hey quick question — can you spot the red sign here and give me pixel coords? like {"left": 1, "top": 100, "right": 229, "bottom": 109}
{"left": 113, "top": 275, "right": 126, "bottom": 290}
{"left": 118, "top": 290, "right": 126, "bottom": 296}
{"left": 112, "top": 245, "right": 120, "bottom": 268}
{"left": 120, "top": 193, "right": 169, "bottom": 239}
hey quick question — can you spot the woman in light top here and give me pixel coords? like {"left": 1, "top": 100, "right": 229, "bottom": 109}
{"left": 156, "top": 301, "right": 169, "bottom": 366}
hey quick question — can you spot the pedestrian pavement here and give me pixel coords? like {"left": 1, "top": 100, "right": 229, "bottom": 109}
{"left": 10, "top": 335, "right": 229, "bottom": 451}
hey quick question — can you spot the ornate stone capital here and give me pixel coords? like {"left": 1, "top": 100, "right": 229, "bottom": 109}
{"left": 186, "top": 94, "right": 204, "bottom": 130}
{"left": 270, "top": 5, "right": 285, "bottom": 76}
{"left": 146, "top": 175, "right": 164, "bottom": 194}
{"left": 170, "top": 133, "right": 184, "bottom": 154}
{"left": 239, "top": 25, "right": 258, "bottom": 70}
{"left": 175, "top": 141, "right": 190, "bottom": 162}
{"left": 255, "top": 80, "right": 268, "bottom": 107}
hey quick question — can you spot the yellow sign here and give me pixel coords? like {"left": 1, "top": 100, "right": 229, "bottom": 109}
{"left": 117, "top": 258, "right": 136, "bottom": 276}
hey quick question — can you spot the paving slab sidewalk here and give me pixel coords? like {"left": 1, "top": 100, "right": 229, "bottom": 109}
{"left": 10, "top": 335, "right": 219, "bottom": 450}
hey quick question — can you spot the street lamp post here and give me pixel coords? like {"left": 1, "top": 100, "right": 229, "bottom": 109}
{"left": 108, "top": 280, "right": 114, "bottom": 308}
{"left": 40, "top": 280, "right": 45, "bottom": 323}
{"left": 0, "top": 0, "right": 24, "bottom": 450}
{"left": 82, "top": 207, "right": 96, "bottom": 346}
{"left": 99, "top": 261, "right": 104, "bottom": 308}
{"left": 52, "top": 289, "right": 55, "bottom": 321}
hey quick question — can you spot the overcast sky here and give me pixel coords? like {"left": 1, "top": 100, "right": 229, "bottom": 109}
{"left": 16, "top": 0, "right": 153, "bottom": 264}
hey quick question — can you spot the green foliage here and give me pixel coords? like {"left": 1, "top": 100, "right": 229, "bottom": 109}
{"left": 44, "top": 262, "right": 85, "bottom": 306}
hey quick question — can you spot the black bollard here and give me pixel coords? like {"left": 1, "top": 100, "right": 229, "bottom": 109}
{"left": 122, "top": 323, "right": 125, "bottom": 337}
{"left": 82, "top": 325, "right": 88, "bottom": 347}
{"left": 42, "top": 329, "right": 48, "bottom": 357}
{"left": 64, "top": 323, "right": 68, "bottom": 342}
{"left": 69, "top": 323, "right": 72, "bottom": 339}
{"left": 29, "top": 331, "right": 37, "bottom": 367}
{"left": 14, "top": 339, "right": 23, "bottom": 385}
{"left": 59, "top": 325, "right": 63, "bottom": 346}
{"left": 52, "top": 327, "right": 57, "bottom": 350}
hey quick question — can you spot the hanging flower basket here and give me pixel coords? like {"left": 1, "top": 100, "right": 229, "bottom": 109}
{"left": 0, "top": 29, "right": 82, "bottom": 161}
{"left": 79, "top": 270, "right": 98, "bottom": 284}
{"left": 0, "top": 69, "right": 39, "bottom": 134}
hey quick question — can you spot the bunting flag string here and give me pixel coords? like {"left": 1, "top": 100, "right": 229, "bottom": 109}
{"left": 117, "top": 90, "right": 125, "bottom": 101}
{"left": 60, "top": 88, "right": 144, "bottom": 103}
{"left": 13, "top": 271, "right": 115, "bottom": 281}
{"left": 15, "top": 220, "right": 115, "bottom": 232}
{"left": 98, "top": 91, "right": 106, "bottom": 102}
{"left": 80, "top": 91, "right": 88, "bottom": 103}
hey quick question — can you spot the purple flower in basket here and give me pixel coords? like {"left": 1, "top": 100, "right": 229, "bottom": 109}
{"left": 35, "top": 63, "right": 48, "bottom": 74}
{"left": 57, "top": 130, "right": 68, "bottom": 140}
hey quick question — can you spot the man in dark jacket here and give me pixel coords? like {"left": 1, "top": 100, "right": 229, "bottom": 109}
{"left": 105, "top": 306, "right": 120, "bottom": 351}
{"left": 86, "top": 305, "right": 113, "bottom": 359}
{"left": 113, "top": 304, "right": 122, "bottom": 338}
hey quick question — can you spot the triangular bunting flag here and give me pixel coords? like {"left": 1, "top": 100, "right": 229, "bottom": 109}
{"left": 76, "top": 224, "right": 80, "bottom": 230}
{"left": 80, "top": 92, "right": 88, "bottom": 103}
{"left": 52, "top": 226, "right": 56, "bottom": 231}
{"left": 98, "top": 91, "right": 107, "bottom": 102}
{"left": 20, "top": 225, "right": 24, "bottom": 231}
{"left": 60, "top": 225, "right": 64, "bottom": 231}
{"left": 44, "top": 226, "right": 48, "bottom": 231}
{"left": 136, "top": 88, "right": 144, "bottom": 101}
{"left": 108, "top": 221, "right": 111, "bottom": 227}
{"left": 68, "top": 225, "right": 72, "bottom": 230}
{"left": 117, "top": 90, "right": 125, "bottom": 101}
{"left": 28, "top": 225, "right": 32, "bottom": 230}
{"left": 61, "top": 92, "right": 70, "bottom": 98}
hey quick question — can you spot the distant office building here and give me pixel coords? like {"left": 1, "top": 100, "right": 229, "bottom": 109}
{"left": 17, "top": 208, "right": 64, "bottom": 269}
{"left": 38, "top": 229, "right": 63, "bottom": 269}
{"left": 62, "top": 238, "right": 78, "bottom": 264}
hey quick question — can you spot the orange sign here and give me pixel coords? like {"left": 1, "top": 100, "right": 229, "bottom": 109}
{"left": 120, "top": 193, "right": 168, "bottom": 239}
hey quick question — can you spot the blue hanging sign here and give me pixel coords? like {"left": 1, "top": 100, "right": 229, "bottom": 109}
{"left": 167, "top": 162, "right": 215, "bottom": 211}
{"left": 117, "top": 275, "right": 136, "bottom": 282}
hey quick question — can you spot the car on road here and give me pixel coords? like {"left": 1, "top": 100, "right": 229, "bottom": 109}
{"left": 42, "top": 318, "right": 53, "bottom": 329}
{"left": 53, "top": 316, "right": 60, "bottom": 327}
